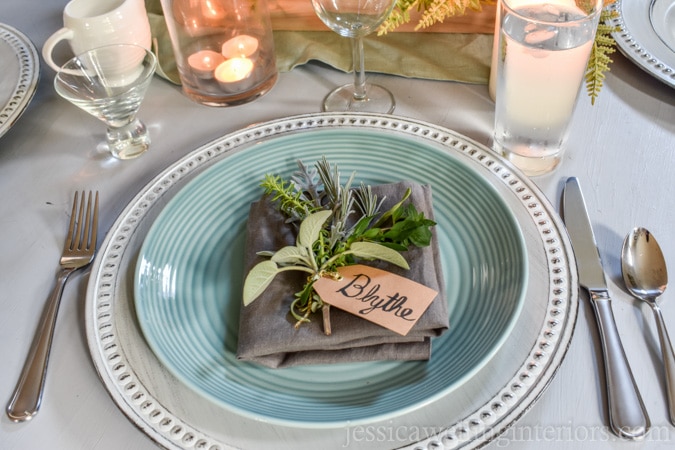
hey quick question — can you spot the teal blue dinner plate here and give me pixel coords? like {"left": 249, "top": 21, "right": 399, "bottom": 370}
{"left": 134, "top": 128, "right": 527, "bottom": 427}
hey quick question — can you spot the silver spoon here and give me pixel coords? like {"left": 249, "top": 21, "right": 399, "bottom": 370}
{"left": 622, "top": 227, "right": 675, "bottom": 425}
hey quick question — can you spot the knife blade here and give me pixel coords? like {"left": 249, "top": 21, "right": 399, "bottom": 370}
{"left": 563, "top": 177, "right": 650, "bottom": 440}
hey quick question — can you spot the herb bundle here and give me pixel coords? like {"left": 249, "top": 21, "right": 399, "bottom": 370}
{"left": 242, "top": 158, "right": 436, "bottom": 333}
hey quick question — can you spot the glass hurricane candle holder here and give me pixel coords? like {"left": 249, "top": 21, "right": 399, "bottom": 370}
{"left": 160, "top": 0, "right": 277, "bottom": 106}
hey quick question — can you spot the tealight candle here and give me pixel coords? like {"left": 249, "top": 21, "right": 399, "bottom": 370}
{"left": 215, "top": 57, "right": 254, "bottom": 83}
{"left": 188, "top": 50, "right": 225, "bottom": 79}
{"left": 214, "top": 57, "right": 255, "bottom": 93}
{"left": 221, "top": 35, "right": 259, "bottom": 59}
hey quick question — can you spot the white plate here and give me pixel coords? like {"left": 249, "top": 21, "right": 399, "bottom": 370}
{"left": 0, "top": 23, "right": 39, "bottom": 139}
{"left": 133, "top": 127, "right": 528, "bottom": 427}
{"left": 651, "top": 0, "right": 675, "bottom": 52}
{"left": 85, "top": 113, "right": 578, "bottom": 450}
{"left": 610, "top": 0, "right": 675, "bottom": 89}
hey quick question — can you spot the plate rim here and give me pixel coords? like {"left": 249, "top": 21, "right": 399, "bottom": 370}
{"left": 610, "top": 0, "right": 675, "bottom": 89}
{"left": 85, "top": 112, "right": 578, "bottom": 450}
{"left": 0, "top": 23, "right": 40, "bottom": 139}
{"left": 132, "top": 126, "right": 530, "bottom": 428}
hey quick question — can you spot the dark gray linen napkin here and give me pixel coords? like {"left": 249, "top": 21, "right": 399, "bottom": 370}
{"left": 236, "top": 181, "right": 448, "bottom": 368}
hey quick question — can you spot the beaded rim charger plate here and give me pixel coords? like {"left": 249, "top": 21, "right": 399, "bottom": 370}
{"left": 0, "top": 23, "right": 40, "bottom": 139}
{"left": 610, "top": 0, "right": 675, "bottom": 89}
{"left": 85, "top": 113, "right": 578, "bottom": 450}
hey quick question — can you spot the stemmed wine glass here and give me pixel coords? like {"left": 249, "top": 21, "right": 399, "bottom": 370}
{"left": 54, "top": 44, "right": 157, "bottom": 160}
{"left": 311, "top": 0, "right": 397, "bottom": 113}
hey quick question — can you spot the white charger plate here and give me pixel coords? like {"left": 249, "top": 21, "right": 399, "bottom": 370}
{"left": 610, "top": 0, "right": 675, "bottom": 89}
{"left": 85, "top": 113, "right": 578, "bottom": 450}
{"left": 0, "top": 23, "right": 40, "bottom": 139}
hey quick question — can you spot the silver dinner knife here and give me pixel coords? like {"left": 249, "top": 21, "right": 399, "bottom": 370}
{"left": 563, "top": 177, "right": 650, "bottom": 439}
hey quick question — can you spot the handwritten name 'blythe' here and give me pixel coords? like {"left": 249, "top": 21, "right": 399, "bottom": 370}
{"left": 336, "top": 273, "right": 417, "bottom": 321}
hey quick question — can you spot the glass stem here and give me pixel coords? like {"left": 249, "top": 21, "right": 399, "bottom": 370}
{"left": 351, "top": 36, "right": 367, "bottom": 101}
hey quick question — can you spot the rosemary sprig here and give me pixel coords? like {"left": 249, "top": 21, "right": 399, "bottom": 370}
{"left": 260, "top": 174, "right": 318, "bottom": 222}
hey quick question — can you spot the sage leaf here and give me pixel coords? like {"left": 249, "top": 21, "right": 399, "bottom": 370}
{"left": 297, "top": 210, "right": 332, "bottom": 249}
{"left": 349, "top": 242, "right": 410, "bottom": 270}
{"left": 243, "top": 260, "right": 279, "bottom": 306}
{"left": 271, "top": 245, "right": 309, "bottom": 266}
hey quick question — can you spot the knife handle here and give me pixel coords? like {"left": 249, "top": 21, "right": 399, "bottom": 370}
{"left": 590, "top": 292, "right": 650, "bottom": 439}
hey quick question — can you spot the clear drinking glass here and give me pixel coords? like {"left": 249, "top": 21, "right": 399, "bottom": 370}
{"left": 492, "top": 0, "right": 602, "bottom": 176}
{"left": 311, "top": 0, "right": 396, "bottom": 113}
{"left": 54, "top": 44, "right": 157, "bottom": 160}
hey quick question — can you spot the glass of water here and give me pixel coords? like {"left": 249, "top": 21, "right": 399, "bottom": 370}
{"left": 54, "top": 44, "right": 157, "bottom": 160}
{"left": 492, "top": 0, "right": 602, "bottom": 176}
{"left": 311, "top": 0, "right": 397, "bottom": 113}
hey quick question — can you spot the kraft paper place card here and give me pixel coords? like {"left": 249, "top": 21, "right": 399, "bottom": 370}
{"left": 313, "top": 264, "right": 439, "bottom": 336}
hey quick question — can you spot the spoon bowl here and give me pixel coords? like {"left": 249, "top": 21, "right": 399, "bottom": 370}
{"left": 622, "top": 227, "right": 668, "bottom": 302}
{"left": 621, "top": 227, "right": 675, "bottom": 425}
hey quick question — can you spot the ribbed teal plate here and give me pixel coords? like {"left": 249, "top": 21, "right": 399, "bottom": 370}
{"left": 134, "top": 128, "right": 527, "bottom": 427}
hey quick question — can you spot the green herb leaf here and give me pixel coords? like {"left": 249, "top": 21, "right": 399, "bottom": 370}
{"left": 349, "top": 242, "right": 410, "bottom": 269}
{"left": 361, "top": 227, "right": 381, "bottom": 240}
{"left": 271, "top": 245, "right": 310, "bottom": 266}
{"left": 243, "top": 260, "right": 280, "bottom": 306}
{"left": 373, "top": 187, "right": 412, "bottom": 228}
{"left": 298, "top": 210, "right": 332, "bottom": 249}
{"left": 408, "top": 226, "right": 433, "bottom": 247}
{"left": 377, "top": 242, "right": 409, "bottom": 252}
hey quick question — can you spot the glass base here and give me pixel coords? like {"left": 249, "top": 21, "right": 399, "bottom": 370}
{"left": 182, "top": 73, "right": 278, "bottom": 107}
{"left": 495, "top": 141, "right": 562, "bottom": 177}
{"left": 105, "top": 118, "right": 151, "bottom": 160}
{"left": 322, "top": 83, "right": 395, "bottom": 114}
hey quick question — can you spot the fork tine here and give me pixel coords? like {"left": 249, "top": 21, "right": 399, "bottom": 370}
{"left": 90, "top": 191, "right": 99, "bottom": 250}
{"left": 73, "top": 191, "right": 86, "bottom": 250}
{"left": 64, "top": 192, "right": 79, "bottom": 252}
{"left": 63, "top": 191, "right": 99, "bottom": 252}
{"left": 82, "top": 191, "right": 92, "bottom": 251}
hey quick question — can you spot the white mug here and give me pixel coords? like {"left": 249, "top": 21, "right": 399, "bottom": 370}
{"left": 42, "top": 0, "right": 152, "bottom": 72}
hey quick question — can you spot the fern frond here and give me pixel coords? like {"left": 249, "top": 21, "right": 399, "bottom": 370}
{"left": 585, "top": 8, "right": 619, "bottom": 104}
{"left": 379, "top": 0, "right": 484, "bottom": 34}
{"left": 414, "top": 0, "right": 483, "bottom": 30}
{"left": 417, "top": 0, "right": 455, "bottom": 29}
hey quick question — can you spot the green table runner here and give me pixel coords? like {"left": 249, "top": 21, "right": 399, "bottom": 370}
{"left": 146, "top": 0, "right": 492, "bottom": 85}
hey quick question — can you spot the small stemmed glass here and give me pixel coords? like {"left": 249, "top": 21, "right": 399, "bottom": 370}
{"left": 54, "top": 44, "right": 157, "bottom": 160}
{"left": 311, "top": 0, "right": 397, "bottom": 113}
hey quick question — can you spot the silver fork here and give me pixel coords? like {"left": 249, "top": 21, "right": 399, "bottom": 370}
{"left": 7, "top": 191, "right": 99, "bottom": 422}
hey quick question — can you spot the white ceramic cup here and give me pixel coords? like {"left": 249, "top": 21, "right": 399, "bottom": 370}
{"left": 42, "top": 0, "right": 152, "bottom": 72}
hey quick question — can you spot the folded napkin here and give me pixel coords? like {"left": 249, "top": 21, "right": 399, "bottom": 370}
{"left": 145, "top": 0, "right": 492, "bottom": 85}
{"left": 236, "top": 181, "right": 448, "bottom": 368}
